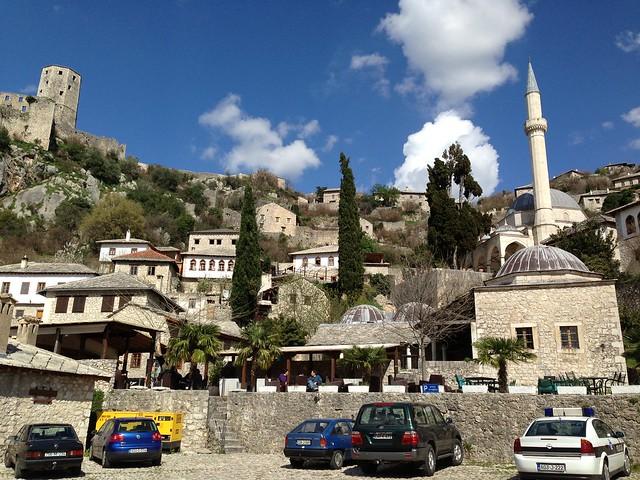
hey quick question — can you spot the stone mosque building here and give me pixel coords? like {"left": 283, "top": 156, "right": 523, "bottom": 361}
{"left": 471, "top": 63, "right": 587, "bottom": 273}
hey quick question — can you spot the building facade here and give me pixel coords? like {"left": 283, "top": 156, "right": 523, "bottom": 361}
{"left": 608, "top": 200, "right": 640, "bottom": 274}
{"left": 187, "top": 229, "right": 238, "bottom": 252}
{"left": 97, "top": 231, "right": 151, "bottom": 272}
{"left": 613, "top": 172, "right": 640, "bottom": 190}
{"left": 257, "top": 202, "right": 297, "bottom": 236}
{"left": 112, "top": 248, "right": 179, "bottom": 294}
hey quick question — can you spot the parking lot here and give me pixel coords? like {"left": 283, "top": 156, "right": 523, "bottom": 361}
{"left": 3, "top": 453, "right": 639, "bottom": 480}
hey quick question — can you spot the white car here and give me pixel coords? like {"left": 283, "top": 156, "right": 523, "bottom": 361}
{"left": 514, "top": 407, "right": 631, "bottom": 480}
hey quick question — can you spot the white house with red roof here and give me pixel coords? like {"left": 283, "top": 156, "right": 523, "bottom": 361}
{"left": 111, "top": 248, "right": 179, "bottom": 294}
{"left": 96, "top": 230, "right": 152, "bottom": 273}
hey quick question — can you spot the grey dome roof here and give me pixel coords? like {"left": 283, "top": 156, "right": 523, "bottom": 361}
{"left": 495, "top": 245, "right": 589, "bottom": 277}
{"left": 340, "top": 304, "right": 386, "bottom": 324}
{"left": 494, "top": 225, "right": 521, "bottom": 233}
{"left": 511, "top": 189, "right": 581, "bottom": 212}
{"left": 393, "top": 302, "right": 435, "bottom": 324}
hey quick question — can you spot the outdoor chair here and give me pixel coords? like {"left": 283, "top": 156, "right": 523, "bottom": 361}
{"left": 537, "top": 378, "right": 557, "bottom": 395}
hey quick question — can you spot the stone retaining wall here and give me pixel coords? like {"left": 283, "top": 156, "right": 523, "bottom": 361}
{"left": 103, "top": 390, "right": 210, "bottom": 452}
{"left": 224, "top": 392, "right": 640, "bottom": 462}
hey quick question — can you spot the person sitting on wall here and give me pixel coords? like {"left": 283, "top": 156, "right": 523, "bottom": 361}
{"left": 192, "top": 367, "right": 204, "bottom": 390}
{"left": 278, "top": 369, "right": 289, "bottom": 392}
{"left": 306, "top": 370, "right": 323, "bottom": 392}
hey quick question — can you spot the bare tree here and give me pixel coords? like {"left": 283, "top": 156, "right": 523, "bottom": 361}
{"left": 389, "top": 264, "right": 476, "bottom": 381}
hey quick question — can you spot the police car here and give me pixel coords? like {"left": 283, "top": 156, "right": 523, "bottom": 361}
{"left": 513, "top": 407, "right": 631, "bottom": 479}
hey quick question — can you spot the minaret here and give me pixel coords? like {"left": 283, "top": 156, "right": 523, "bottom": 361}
{"left": 524, "top": 61, "right": 556, "bottom": 244}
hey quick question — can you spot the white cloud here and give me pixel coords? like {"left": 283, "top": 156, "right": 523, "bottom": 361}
{"left": 622, "top": 106, "right": 640, "bottom": 128}
{"left": 323, "top": 134, "right": 339, "bottom": 152}
{"left": 601, "top": 121, "right": 614, "bottom": 130}
{"left": 198, "top": 94, "right": 321, "bottom": 180}
{"left": 393, "top": 110, "right": 499, "bottom": 196}
{"left": 379, "top": 0, "right": 532, "bottom": 107}
{"left": 200, "top": 146, "right": 216, "bottom": 160}
{"left": 20, "top": 84, "right": 37, "bottom": 94}
{"left": 350, "top": 53, "right": 391, "bottom": 96}
{"left": 616, "top": 31, "right": 640, "bottom": 53}
{"left": 568, "top": 132, "right": 585, "bottom": 146}
{"left": 276, "top": 119, "right": 320, "bottom": 139}
{"left": 629, "top": 139, "right": 640, "bottom": 150}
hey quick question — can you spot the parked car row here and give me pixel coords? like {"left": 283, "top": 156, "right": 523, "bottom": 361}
{"left": 4, "top": 417, "right": 162, "bottom": 479}
{"left": 284, "top": 402, "right": 633, "bottom": 479}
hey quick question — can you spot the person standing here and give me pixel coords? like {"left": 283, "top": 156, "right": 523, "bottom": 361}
{"left": 278, "top": 369, "right": 289, "bottom": 392}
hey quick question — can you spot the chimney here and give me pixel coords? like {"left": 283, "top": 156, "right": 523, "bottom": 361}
{"left": 0, "top": 294, "right": 16, "bottom": 355}
{"left": 16, "top": 316, "right": 40, "bottom": 346}
{"left": 125, "top": 229, "right": 131, "bottom": 241}
{"left": 20, "top": 255, "right": 28, "bottom": 269}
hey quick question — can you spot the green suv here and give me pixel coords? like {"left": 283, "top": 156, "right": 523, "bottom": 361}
{"left": 351, "top": 402, "right": 464, "bottom": 476}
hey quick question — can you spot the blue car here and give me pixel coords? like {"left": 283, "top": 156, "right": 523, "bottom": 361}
{"left": 284, "top": 418, "right": 354, "bottom": 469}
{"left": 90, "top": 417, "right": 162, "bottom": 468}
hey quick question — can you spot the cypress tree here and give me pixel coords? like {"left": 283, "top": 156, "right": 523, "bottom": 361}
{"left": 230, "top": 185, "right": 262, "bottom": 326}
{"left": 338, "top": 153, "right": 364, "bottom": 295}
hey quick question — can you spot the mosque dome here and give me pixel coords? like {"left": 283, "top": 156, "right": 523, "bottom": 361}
{"left": 494, "top": 225, "right": 521, "bottom": 233}
{"left": 340, "top": 304, "right": 386, "bottom": 324}
{"left": 392, "top": 302, "right": 435, "bottom": 324}
{"left": 510, "top": 189, "right": 582, "bottom": 212}
{"left": 495, "top": 245, "right": 589, "bottom": 278}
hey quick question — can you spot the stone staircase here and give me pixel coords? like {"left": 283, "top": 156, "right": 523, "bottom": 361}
{"left": 209, "top": 397, "right": 245, "bottom": 454}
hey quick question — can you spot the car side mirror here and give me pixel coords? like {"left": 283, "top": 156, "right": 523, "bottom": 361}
{"left": 614, "top": 431, "right": 625, "bottom": 438}
{"left": 446, "top": 417, "right": 453, "bottom": 424}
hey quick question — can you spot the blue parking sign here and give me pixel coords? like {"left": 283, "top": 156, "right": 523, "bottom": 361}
{"left": 421, "top": 383, "right": 440, "bottom": 393}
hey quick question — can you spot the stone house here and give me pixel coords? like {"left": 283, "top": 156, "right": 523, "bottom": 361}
{"left": 256, "top": 202, "right": 297, "bottom": 236}
{"left": 0, "top": 294, "right": 110, "bottom": 456}
{"left": 607, "top": 199, "right": 640, "bottom": 274}
{"left": 613, "top": 172, "right": 640, "bottom": 190}
{"left": 322, "top": 188, "right": 340, "bottom": 206}
{"left": 396, "top": 188, "right": 429, "bottom": 213}
{"left": 289, "top": 245, "right": 338, "bottom": 282}
{"left": 578, "top": 189, "right": 616, "bottom": 212}
{"left": 0, "top": 257, "right": 96, "bottom": 319}
{"left": 552, "top": 169, "right": 589, "bottom": 183}
{"left": 262, "top": 276, "right": 330, "bottom": 331}
{"left": 359, "top": 218, "right": 374, "bottom": 238}
{"left": 112, "top": 248, "right": 179, "bottom": 294}
{"left": 187, "top": 229, "right": 238, "bottom": 252}
{"left": 222, "top": 208, "right": 241, "bottom": 229}
{"left": 96, "top": 231, "right": 152, "bottom": 273}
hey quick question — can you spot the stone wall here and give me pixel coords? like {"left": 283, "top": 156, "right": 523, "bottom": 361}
{"left": 0, "top": 368, "right": 96, "bottom": 456}
{"left": 294, "top": 226, "right": 339, "bottom": 248}
{"left": 223, "top": 392, "right": 640, "bottom": 462}
{"left": 619, "top": 235, "right": 640, "bottom": 274}
{"left": 0, "top": 101, "right": 55, "bottom": 147}
{"left": 65, "top": 130, "right": 126, "bottom": 161}
{"left": 103, "top": 389, "right": 210, "bottom": 452}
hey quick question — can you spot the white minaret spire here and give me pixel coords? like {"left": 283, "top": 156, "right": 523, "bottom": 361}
{"left": 524, "top": 61, "right": 556, "bottom": 244}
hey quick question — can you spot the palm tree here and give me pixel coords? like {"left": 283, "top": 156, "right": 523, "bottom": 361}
{"left": 166, "top": 323, "right": 222, "bottom": 388}
{"left": 473, "top": 337, "right": 537, "bottom": 393}
{"left": 235, "top": 322, "right": 282, "bottom": 391}
{"left": 340, "top": 346, "right": 389, "bottom": 390}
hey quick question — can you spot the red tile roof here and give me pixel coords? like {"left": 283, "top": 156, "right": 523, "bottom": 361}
{"left": 112, "top": 248, "right": 176, "bottom": 263}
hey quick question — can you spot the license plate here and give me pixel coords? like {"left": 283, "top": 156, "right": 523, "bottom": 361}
{"left": 296, "top": 440, "right": 311, "bottom": 446}
{"left": 129, "top": 448, "right": 148, "bottom": 453}
{"left": 44, "top": 452, "right": 66, "bottom": 457}
{"left": 537, "top": 463, "right": 566, "bottom": 472}
{"left": 373, "top": 434, "right": 392, "bottom": 440}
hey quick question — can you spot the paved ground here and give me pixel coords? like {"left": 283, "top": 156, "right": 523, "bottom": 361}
{"left": 2, "top": 453, "right": 639, "bottom": 479}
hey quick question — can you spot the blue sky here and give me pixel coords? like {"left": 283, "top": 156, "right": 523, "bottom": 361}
{"left": 1, "top": 0, "right": 639, "bottom": 196}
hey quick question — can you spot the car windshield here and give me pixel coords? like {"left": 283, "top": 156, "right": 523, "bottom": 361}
{"left": 525, "top": 420, "right": 587, "bottom": 437}
{"left": 294, "top": 421, "right": 329, "bottom": 433}
{"left": 116, "top": 420, "right": 157, "bottom": 433}
{"left": 358, "top": 405, "right": 408, "bottom": 426}
{"left": 29, "top": 426, "right": 76, "bottom": 441}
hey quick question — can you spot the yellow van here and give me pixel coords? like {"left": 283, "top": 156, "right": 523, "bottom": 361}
{"left": 96, "top": 411, "right": 183, "bottom": 452}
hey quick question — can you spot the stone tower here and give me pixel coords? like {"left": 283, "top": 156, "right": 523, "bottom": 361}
{"left": 37, "top": 65, "right": 81, "bottom": 132}
{"left": 524, "top": 61, "right": 555, "bottom": 244}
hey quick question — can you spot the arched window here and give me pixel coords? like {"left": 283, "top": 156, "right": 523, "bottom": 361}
{"left": 189, "top": 259, "right": 196, "bottom": 270}
{"left": 315, "top": 256, "right": 321, "bottom": 266}
{"left": 328, "top": 256, "right": 334, "bottom": 266}
{"left": 199, "top": 260, "right": 206, "bottom": 271}
{"left": 228, "top": 260, "right": 234, "bottom": 271}
{"left": 626, "top": 215, "right": 637, "bottom": 235}
{"left": 302, "top": 257, "right": 308, "bottom": 267}
{"left": 209, "top": 259, "right": 215, "bottom": 271}
{"left": 219, "top": 260, "right": 225, "bottom": 271}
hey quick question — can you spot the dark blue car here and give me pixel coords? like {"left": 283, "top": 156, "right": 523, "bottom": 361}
{"left": 284, "top": 418, "right": 354, "bottom": 469}
{"left": 90, "top": 417, "right": 162, "bottom": 468}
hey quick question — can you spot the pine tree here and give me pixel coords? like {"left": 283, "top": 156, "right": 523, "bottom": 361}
{"left": 230, "top": 185, "right": 262, "bottom": 326}
{"left": 338, "top": 153, "right": 364, "bottom": 295}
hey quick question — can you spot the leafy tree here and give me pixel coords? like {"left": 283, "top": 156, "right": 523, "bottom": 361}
{"left": 0, "top": 209, "right": 28, "bottom": 237}
{"left": 121, "top": 156, "right": 141, "bottom": 181}
{"left": 443, "top": 143, "right": 483, "bottom": 205}
{"left": 148, "top": 164, "right": 184, "bottom": 191}
{"left": 369, "top": 274, "right": 391, "bottom": 296}
{"left": 603, "top": 189, "right": 637, "bottom": 213}
{"left": 340, "top": 346, "right": 388, "bottom": 388}
{"left": 263, "top": 315, "right": 308, "bottom": 346}
{"left": 0, "top": 126, "right": 11, "bottom": 152}
{"left": 315, "top": 186, "right": 327, "bottom": 202}
{"left": 79, "top": 193, "right": 145, "bottom": 250}
{"left": 371, "top": 184, "right": 400, "bottom": 208}
{"left": 54, "top": 197, "right": 92, "bottom": 232}
{"left": 197, "top": 207, "right": 223, "bottom": 230}
{"left": 547, "top": 218, "right": 620, "bottom": 278}
{"left": 360, "top": 234, "right": 378, "bottom": 254}
{"left": 234, "top": 322, "right": 282, "bottom": 391}
{"left": 230, "top": 185, "right": 262, "bottom": 326}
{"left": 83, "top": 149, "right": 121, "bottom": 185}
{"left": 166, "top": 322, "right": 221, "bottom": 388}
{"left": 338, "top": 153, "right": 364, "bottom": 296}
{"left": 473, "top": 337, "right": 536, "bottom": 393}
{"left": 180, "top": 182, "right": 208, "bottom": 215}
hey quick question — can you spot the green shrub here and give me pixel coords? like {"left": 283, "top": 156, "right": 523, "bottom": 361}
{"left": 369, "top": 273, "right": 391, "bottom": 296}
{"left": 148, "top": 164, "right": 184, "bottom": 191}
{"left": 0, "top": 209, "right": 28, "bottom": 237}
{"left": 0, "top": 126, "right": 11, "bottom": 152}
{"left": 54, "top": 197, "right": 92, "bottom": 231}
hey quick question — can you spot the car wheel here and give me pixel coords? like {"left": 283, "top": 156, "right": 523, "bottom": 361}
{"left": 102, "top": 449, "right": 111, "bottom": 469}
{"left": 289, "top": 458, "right": 305, "bottom": 468}
{"left": 152, "top": 456, "right": 162, "bottom": 467}
{"left": 424, "top": 444, "right": 437, "bottom": 477}
{"left": 329, "top": 450, "right": 344, "bottom": 469}
{"left": 601, "top": 460, "right": 610, "bottom": 480}
{"left": 451, "top": 439, "right": 464, "bottom": 466}
{"left": 13, "top": 462, "right": 24, "bottom": 479}
{"left": 622, "top": 451, "right": 632, "bottom": 477}
{"left": 359, "top": 462, "right": 377, "bottom": 475}
{"left": 4, "top": 452, "right": 13, "bottom": 468}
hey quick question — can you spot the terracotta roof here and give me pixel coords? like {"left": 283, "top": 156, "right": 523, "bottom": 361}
{"left": 290, "top": 245, "right": 339, "bottom": 255}
{"left": 0, "top": 262, "right": 97, "bottom": 275}
{"left": 112, "top": 249, "right": 176, "bottom": 263}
